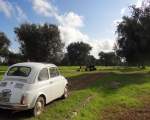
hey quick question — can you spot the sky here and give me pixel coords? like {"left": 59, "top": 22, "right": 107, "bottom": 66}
{"left": 0, "top": 0, "right": 146, "bottom": 58}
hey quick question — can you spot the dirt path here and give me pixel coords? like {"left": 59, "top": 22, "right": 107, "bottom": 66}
{"left": 68, "top": 73, "right": 105, "bottom": 90}
{"left": 101, "top": 105, "right": 150, "bottom": 120}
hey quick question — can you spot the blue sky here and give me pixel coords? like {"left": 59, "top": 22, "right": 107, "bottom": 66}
{"left": 0, "top": 0, "right": 143, "bottom": 57}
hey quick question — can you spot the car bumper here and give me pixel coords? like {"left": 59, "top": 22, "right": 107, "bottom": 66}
{"left": 0, "top": 103, "right": 28, "bottom": 110}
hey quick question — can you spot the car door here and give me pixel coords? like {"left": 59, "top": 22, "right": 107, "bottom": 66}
{"left": 49, "top": 67, "right": 64, "bottom": 99}
{"left": 37, "top": 68, "right": 54, "bottom": 103}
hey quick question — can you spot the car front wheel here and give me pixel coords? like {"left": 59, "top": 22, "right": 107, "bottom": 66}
{"left": 32, "top": 96, "right": 45, "bottom": 116}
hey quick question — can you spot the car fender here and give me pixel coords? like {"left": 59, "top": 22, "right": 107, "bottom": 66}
{"left": 29, "top": 92, "right": 47, "bottom": 109}
{"left": 61, "top": 75, "right": 68, "bottom": 86}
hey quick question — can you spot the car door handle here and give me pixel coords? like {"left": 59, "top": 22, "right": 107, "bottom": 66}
{"left": 49, "top": 81, "right": 53, "bottom": 84}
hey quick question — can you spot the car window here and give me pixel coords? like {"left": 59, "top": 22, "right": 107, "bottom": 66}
{"left": 38, "top": 68, "right": 49, "bottom": 81}
{"left": 7, "top": 66, "right": 31, "bottom": 77}
{"left": 49, "top": 67, "right": 59, "bottom": 78}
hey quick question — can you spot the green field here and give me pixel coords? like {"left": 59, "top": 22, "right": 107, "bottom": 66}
{"left": 0, "top": 66, "right": 150, "bottom": 120}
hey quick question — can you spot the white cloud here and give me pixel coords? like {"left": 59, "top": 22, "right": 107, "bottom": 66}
{"left": 0, "top": 0, "right": 28, "bottom": 22}
{"left": 58, "top": 12, "right": 84, "bottom": 28}
{"left": 113, "top": 19, "right": 122, "bottom": 27}
{"left": 30, "top": 0, "right": 114, "bottom": 58}
{"left": 136, "top": 0, "right": 143, "bottom": 7}
{"left": 31, "top": 0, "right": 58, "bottom": 17}
{"left": 58, "top": 11, "right": 86, "bottom": 45}
{"left": 15, "top": 5, "right": 28, "bottom": 23}
{"left": 121, "top": 7, "right": 127, "bottom": 16}
{"left": 0, "top": 0, "right": 13, "bottom": 17}
{"left": 59, "top": 25, "right": 87, "bottom": 45}
{"left": 120, "top": 6, "right": 132, "bottom": 17}
{"left": 136, "top": 0, "right": 150, "bottom": 8}
{"left": 87, "top": 39, "right": 115, "bottom": 58}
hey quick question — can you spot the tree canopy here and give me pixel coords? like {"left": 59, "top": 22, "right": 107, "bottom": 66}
{"left": 0, "top": 32, "right": 10, "bottom": 57}
{"left": 115, "top": 6, "right": 150, "bottom": 66}
{"left": 67, "top": 42, "right": 92, "bottom": 65}
{"left": 98, "top": 52, "right": 121, "bottom": 66}
{"left": 15, "top": 23, "right": 64, "bottom": 63}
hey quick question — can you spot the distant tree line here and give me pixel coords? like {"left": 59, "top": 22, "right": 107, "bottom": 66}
{"left": 1, "top": 4, "right": 150, "bottom": 67}
{"left": 0, "top": 23, "right": 123, "bottom": 66}
{"left": 61, "top": 43, "right": 123, "bottom": 66}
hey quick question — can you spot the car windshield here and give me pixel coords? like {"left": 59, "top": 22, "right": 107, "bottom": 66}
{"left": 7, "top": 66, "right": 31, "bottom": 77}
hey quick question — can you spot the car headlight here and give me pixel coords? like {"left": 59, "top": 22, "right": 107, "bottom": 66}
{"left": 15, "top": 83, "right": 24, "bottom": 89}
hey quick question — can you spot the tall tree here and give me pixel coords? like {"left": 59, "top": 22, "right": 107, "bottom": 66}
{"left": 86, "top": 55, "right": 96, "bottom": 66}
{"left": 98, "top": 52, "right": 121, "bottom": 66}
{"left": 15, "top": 23, "right": 64, "bottom": 63}
{"left": 7, "top": 52, "right": 25, "bottom": 65}
{"left": 0, "top": 32, "right": 10, "bottom": 58}
{"left": 115, "top": 5, "right": 150, "bottom": 67}
{"left": 60, "top": 53, "right": 70, "bottom": 66}
{"left": 67, "top": 42, "right": 92, "bottom": 65}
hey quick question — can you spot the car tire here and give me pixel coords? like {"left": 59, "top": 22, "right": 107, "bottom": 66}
{"left": 62, "top": 85, "right": 69, "bottom": 99}
{"left": 32, "top": 96, "right": 45, "bottom": 116}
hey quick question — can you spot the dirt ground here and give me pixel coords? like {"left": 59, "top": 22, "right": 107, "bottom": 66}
{"left": 68, "top": 73, "right": 105, "bottom": 90}
{"left": 101, "top": 105, "right": 150, "bottom": 120}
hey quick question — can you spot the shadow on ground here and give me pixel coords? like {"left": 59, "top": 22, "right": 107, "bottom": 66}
{"left": 0, "top": 109, "right": 32, "bottom": 120}
{"left": 0, "top": 98, "right": 64, "bottom": 120}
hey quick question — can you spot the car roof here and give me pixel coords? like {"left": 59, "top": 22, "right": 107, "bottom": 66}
{"left": 10, "top": 62, "right": 57, "bottom": 69}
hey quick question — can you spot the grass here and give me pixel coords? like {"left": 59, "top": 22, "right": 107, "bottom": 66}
{"left": 71, "top": 73, "right": 150, "bottom": 120}
{"left": 0, "top": 66, "right": 150, "bottom": 120}
{"left": 0, "top": 66, "right": 8, "bottom": 80}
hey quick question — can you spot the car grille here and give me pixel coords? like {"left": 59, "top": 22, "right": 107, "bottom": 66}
{"left": 0, "top": 89, "right": 11, "bottom": 102}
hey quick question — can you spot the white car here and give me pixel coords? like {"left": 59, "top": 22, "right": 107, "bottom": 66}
{"left": 0, "top": 62, "right": 68, "bottom": 116}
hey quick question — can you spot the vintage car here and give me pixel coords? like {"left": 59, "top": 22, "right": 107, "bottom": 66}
{"left": 0, "top": 62, "right": 68, "bottom": 116}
